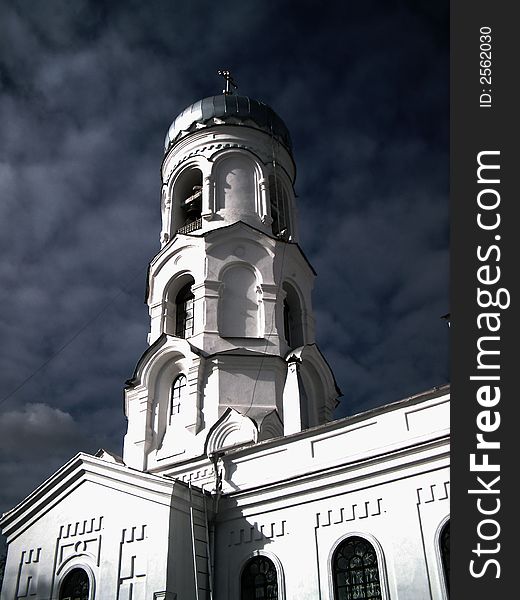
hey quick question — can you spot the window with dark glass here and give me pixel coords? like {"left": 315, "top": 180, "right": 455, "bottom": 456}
{"left": 59, "top": 568, "right": 89, "bottom": 600}
{"left": 175, "top": 283, "right": 194, "bottom": 338}
{"left": 170, "top": 374, "right": 187, "bottom": 419}
{"left": 333, "top": 536, "right": 382, "bottom": 600}
{"left": 440, "top": 520, "right": 450, "bottom": 596}
{"left": 241, "top": 555, "right": 278, "bottom": 600}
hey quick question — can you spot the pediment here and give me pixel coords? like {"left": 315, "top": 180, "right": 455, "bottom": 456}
{"left": 0, "top": 453, "right": 175, "bottom": 544}
{"left": 205, "top": 408, "right": 258, "bottom": 455}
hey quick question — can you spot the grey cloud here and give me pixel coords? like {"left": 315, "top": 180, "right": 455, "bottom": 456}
{"left": 0, "top": 403, "right": 86, "bottom": 459}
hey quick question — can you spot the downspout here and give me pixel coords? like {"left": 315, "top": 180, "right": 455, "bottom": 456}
{"left": 208, "top": 451, "right": 224, "bottom": 600}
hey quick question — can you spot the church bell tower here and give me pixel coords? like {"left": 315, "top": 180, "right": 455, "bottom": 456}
{"left": 123, "top": 77, "right": 340, "bottom": 473}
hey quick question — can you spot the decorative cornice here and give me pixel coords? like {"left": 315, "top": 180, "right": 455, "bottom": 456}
{"left": 163, "top": 142, "right": 266, "bottom": 186}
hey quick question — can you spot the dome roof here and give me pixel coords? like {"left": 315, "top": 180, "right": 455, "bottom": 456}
{"left": 164, "top": 94, "right": 292, "bottom": 153}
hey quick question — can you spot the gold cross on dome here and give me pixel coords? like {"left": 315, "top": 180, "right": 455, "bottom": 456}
{"left": 217, "top": 69, "right": 238, "bottom": 95}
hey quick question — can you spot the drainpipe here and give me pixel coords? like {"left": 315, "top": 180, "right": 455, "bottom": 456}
{"left": 208, "top": 451, "right": 224, "bottom": 599}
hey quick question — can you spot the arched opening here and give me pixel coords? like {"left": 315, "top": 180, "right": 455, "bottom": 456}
{"left": 219, "top": 265, "right": 259, "bottom": 337}
{"left": 241, "top": 555, "right": 278, "bottom": 600}
{"left": 332, "top": 536, "right": 383, "bottom": 600}
{"left": 269, "top": 175, "right": 290, "bottom": 238}
{"left": 175, "top": 283, "right": 195, "bottom": 339}
{"left": 59, "top": 568, "right": 90, "bottom": 600}
{"left": 170, "top": 374, "right": 187, "bottom": 420}
{"left": 282, "top": 282, "right": 304, "bottom": 348}
{"left": 440, "top": 520, "right": 450, "bottom": 596}
{"left": 215, "top": 154, "right": 256, "bottom": 213}
{"left": 173, "top": 167, "right": 203, "bottom": 234}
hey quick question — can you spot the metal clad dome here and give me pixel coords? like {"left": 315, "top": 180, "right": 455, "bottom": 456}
{"left": 164, "top": 94, "right": 292, "bottom": 153}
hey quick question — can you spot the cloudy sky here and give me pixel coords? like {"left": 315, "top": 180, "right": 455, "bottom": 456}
{"left": 0, "top": 0, "right": 449, "bottom": 539}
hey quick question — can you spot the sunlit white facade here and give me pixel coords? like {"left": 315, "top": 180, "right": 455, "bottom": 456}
{"left": 1, "top": 93, "right": 450, "bottom": 600}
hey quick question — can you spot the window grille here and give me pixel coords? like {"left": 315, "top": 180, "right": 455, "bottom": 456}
{"left": 241, "top": 555, "right": 278, "bottom": 600}
{"left": 333, "top": 537, "right": 382, "bottom": 600}
{"left": 170, "top": 374, "right": 187, "bottom": 419}
{"left": 176, "top": 284, "right": 194, "bottom": 338}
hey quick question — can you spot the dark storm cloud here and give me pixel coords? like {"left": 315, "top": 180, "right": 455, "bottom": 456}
{"left": 0, "top": 403, "right": 85, "bottom": 459}
{"left": 0, "top": 0, "right": 449, "bottom": 532}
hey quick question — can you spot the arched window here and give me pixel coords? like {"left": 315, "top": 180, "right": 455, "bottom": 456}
{"left": 59, "top": 568, "right": 89, "bottom": 600}
{"left": 173, "top": 168, "right": 203, "bottom": 234}
{"left": 282, "top": 282, "right": 303, "bottom": 348}
{"left": 175, "top": 283, "right": 194, "bottom": 338}
{"left": 241, "top": 555, "right": 278, "bottom": 600}
{"left": 440, "top": 520, "right": 450, "bottom": 596}
{"left": 333, "top": 536, "right": 382, "bottom": 600}
{"left": 269, "top": 175, "right": 290, "bottom": 238}
{"left": 170, "top": 374, "right": 187, "bottom": 419}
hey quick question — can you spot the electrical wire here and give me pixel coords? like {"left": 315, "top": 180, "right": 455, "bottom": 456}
{"left": 0, "top": 264, "right": 147, "bottom": 407}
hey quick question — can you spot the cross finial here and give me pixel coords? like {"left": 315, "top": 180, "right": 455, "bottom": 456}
{"left": 440, "top": 313, "right": 451, "bottom": 328}
{"left": 217, "top": 69, "right": 238, "bottom": 95}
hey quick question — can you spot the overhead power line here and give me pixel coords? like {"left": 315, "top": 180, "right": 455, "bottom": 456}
{"left": 0, "top": 265, "right": 147, "bottom": 407}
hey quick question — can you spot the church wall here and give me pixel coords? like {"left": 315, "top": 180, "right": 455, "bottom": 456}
{"left": 146, "top": 224, "right": 315, "bottom": 356}
{"left": 214, "top": 450, "right": 449, "bottom": 600}
{"left": 218, "top": 390, "right": 449, "bottom": 491}
{"left": 0, "top": 464, "right": 201, "bottom": 600}
{"left": 205, "top": 387, "right": 450, "bottom": 599}
{"left": 134, "top": 219, "right": 326, "bottom": 470}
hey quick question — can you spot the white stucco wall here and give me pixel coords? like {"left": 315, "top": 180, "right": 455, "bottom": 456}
{"left": 0, "top": 456, "right": 204, "bottom": 600}
{"left": 208, "top": 388, "right": 450, "bottom": 600}
{"left": 1, "top": 387, "right": 449, "bottom": 600}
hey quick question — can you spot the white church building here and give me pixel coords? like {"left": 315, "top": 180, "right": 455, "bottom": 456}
{"left": 1, "top": 88, "right": 450, "bottom": 600}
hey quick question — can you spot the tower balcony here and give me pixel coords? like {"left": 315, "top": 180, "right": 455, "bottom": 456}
{"left": 177, "top": 217, "right": 202, "bottom": 235}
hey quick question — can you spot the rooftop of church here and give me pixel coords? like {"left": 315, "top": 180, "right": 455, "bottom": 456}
{"left": 164, "top": 93, "right": 292, "bottom": 153}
